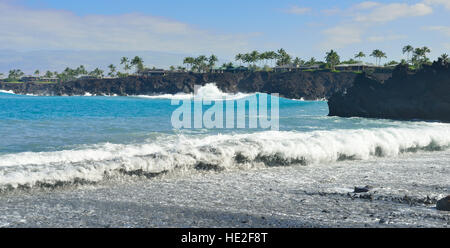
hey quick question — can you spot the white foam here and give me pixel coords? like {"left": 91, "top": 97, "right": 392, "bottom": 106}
{"left": 0, "top": 90, "right": 15, "bottom": 94}
{"left": 134, "top": 83, "right": 251, "bottom": 101}
{"left": 0, "top": 123, "right": 449, "bottom": 189}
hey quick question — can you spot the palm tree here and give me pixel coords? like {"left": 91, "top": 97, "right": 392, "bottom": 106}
{"left": 34, "top": 70, "right": 40, "bottom": 77}
{"left": 439, "top": 53, "right": 449, "bottom": 64}
{"left": 90, "top": 68, "right": 104, "bottom": 78}
{"left": 44, "top": 71, "right": 53, "bottom": 78}
{"left": 222, "top": 62, "right": 233, "bottom": 69}
{"left": 193, "top": 55, "right": 208, "bottom": 72}
{"left": 208, "top": 55, "right": 218, "bottom": 71}
{"left": 242, "top": 53, "right": 252, "bottom": 67}
{"left": 325, "top": 50, "right": 340, "bottom": 70}
{"left": 235, "top": 53, "right": 243, "bottom": 66}
{"left": 402, "top": 45, "right": 414, "bottom": 63}
{"left": 131, "top": 56, "right": 144, "bottom": 73}
{"left": 76, "top": 65, "right": 88, "bottom": 75}
{"left": 412, "top": 47, "right": 431, "bottom": 68}
{"left": 183, "top": 57, "right": 195, "bottom": 71}
{"left": 266, "top": 51, "right": 277, "bottom": 67}
{"left": 370, "top": 49, "right": 387, "bottom": 66}
{"left": 259, "top": 52, "right": 269, "bottom": 67}
{"left": 120, "top": 57, "right": 130, "bottom": 74}
{"left": 276, "top": 48, "right": 292, "bottom": 66}
{"left": 8, "top": 69, "right": 24, "bottom": 80}
{"left": 306, "top": 57, "right": 317, "bottom": 66}
{"left": 249, "top": 50, "right": 260, "bottom": 67}
{"left": 293, "top": 57, "right": 304, "bottom": 67}
{"left": 108, "top": 64, "right": 116, "bottom": 77}
{"left": 354, "top": 52, "right": 365, "bottom": 62}
{"left": 422, "top": 46, "right": 431, "bottom": 57}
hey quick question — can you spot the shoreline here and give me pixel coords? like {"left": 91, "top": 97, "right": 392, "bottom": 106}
{"left": 1, "top": 150, "right": 449, "bottom": 228}
{"left": 0, "top": 71, "right": 392, "bottom": 100}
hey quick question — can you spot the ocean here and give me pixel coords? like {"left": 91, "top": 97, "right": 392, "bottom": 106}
{"left": 0, "top": 84, "right": 449, "bottom": 227}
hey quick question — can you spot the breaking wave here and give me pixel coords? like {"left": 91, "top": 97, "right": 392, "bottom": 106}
{"left": 134, "top": 83, "right": 250, "bottom": 100}
{"left": 1, "top": 124, "right": 449, "bottom": 190}
{"left": 0, "top": 90, "right": 15, "bottom": 94}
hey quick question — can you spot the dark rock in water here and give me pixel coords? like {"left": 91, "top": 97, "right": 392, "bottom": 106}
{"left": 354, "top": 185, "right": 372, "bottom": 193}
{"left": 436, "top": 196, "right": 450, "bottom": 211}
{"left": 328, "top": 59, "right": 450, "bottom": 122}
{"left": 0, "top": 71, "right": 391, "bottom": 100}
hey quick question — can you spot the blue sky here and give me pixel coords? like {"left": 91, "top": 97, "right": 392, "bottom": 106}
{"left": 1, "top": 0, "right": 450, "bottom": 72}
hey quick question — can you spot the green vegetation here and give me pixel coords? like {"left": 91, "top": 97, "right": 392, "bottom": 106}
{"left": 440, "top": 53, "right": 449, "bottom": 64}
{"left": 1, "top": 45, "right": 446, "bottom": 84}
{"left": 355, "top": 51, "right": 365, "bottom": 62}
{"left": 384, "top": 60, "right": 399, "bottom": 66}
{"left": 108, "top": 64, "right": 116, "bottom": 77}
{"left": 131, "top": 56, "right": 144, "bottom": 73}
{"left": 370, "top": 49, "right": 387, "bottom": 66}
{"left": 183, "top": 54, "right": 218, "bottom": 72}
{"left": 121, "top": 57, "right": 131, "bottom": 75}
{"left": 412, "top": 46, "right": 431, "bottom": 69}
{"left": 8, "top": 69, "right": 24, "bottom": 80}
{"left": 325, "top": 49, "right": 340, "bottom": 70}
{"left": 402, "top": 45, "right": 414, "bottom": 63}
{"left": 3, "top": 80, "right": 23, "bottom": 84}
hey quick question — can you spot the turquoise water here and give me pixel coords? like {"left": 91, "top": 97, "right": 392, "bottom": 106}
{"left": 0, "top": 86, "right": 449, "bottom": 189}
{"left": 0, "top": 91, "right": 401, "bottom": 155}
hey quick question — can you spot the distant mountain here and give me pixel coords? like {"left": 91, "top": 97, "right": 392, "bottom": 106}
{"left": 0, "top": 50, "right": 193, "bottom": 74}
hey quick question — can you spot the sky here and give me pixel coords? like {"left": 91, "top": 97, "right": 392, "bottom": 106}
{"left": 1, "top": 0, "right": 449, "bottom": 73}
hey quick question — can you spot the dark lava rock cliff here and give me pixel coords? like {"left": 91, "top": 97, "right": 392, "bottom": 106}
{"left": 0, "top": 71, "right": 390, "bottom": 100}
{"left": 328, "top": 60, "right": 450, "bottom": 122}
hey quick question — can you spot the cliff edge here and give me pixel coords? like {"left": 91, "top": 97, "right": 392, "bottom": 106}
{"left": 328, "top": 59, "right": 450, "bottom": 122}
{"left": 0, "top": 71, "right": 390, "bottom": 100}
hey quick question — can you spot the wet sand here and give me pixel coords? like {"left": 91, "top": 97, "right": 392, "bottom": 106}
{"left": 1, "top": 151, "right": 449, "bottom": 228}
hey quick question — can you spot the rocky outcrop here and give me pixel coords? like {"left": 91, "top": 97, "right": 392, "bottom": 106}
{"left": 328, "top": 60, "right": 450, "bottom": 122}
{"left": 0, "top": 71, "right": 390, "bottom": 100}
{"left": 436, "top": 196, "right": 450, "bottom": 211}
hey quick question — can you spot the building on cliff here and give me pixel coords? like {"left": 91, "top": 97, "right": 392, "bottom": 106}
{"left": 137, "top": 69, "right": 166, "bottom": 77}
{"left": 335, "top": 62, "right": 379, "bottom": 71}
{"left": 274, "top": 64, "right": 321, "bottom": 72}
{"left": 20, "top": 76, "right": 41, "bottom": 82}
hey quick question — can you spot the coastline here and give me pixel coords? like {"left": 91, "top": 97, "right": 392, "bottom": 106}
{"left": 1, "top": 150, "right": 448, "bottom": 228}
{"left": 0, "top": 71, "right": 392, "bottom": 100}
{"left": 329, "top": 62, "right": 450, "bottom": 123}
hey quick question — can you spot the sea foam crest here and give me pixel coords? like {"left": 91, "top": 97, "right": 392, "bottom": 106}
{"left": 135, "top": 83, "right": 250, "bottom": 100}
{"left": 0, "top": 124, "right": 449, "bottom": 189}
{"left": 0, "top": 90, "right": 15, "bottom": 94}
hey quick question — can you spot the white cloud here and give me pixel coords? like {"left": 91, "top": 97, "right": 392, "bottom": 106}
{"left": 320, "top": 2, "right": 433, "bottom": 49}
{"left": 424, "top": 26, "right": 450, "bottom": 36}
{"left": 0, "top": 2, "right": 255, "bottom": 54}
{"left": 366, "top": 34, "right": 406, "bottom": 42}
{"left": 320, "top": 25, "right": 364, "bottom": 48}
{"left": 321, "top": 8, "right": 341, "bottom": 15}
{"left": 285, "top": 6, "right": 311, "bottom": 15}
{"left": 424, "top": 0, "right": 450, "bottom": 10}
{"left": 353, "top": 3, "right": 432, "bottom": 23}
{"left": 352, "top": 1, "right": 381, "bottom": 10}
